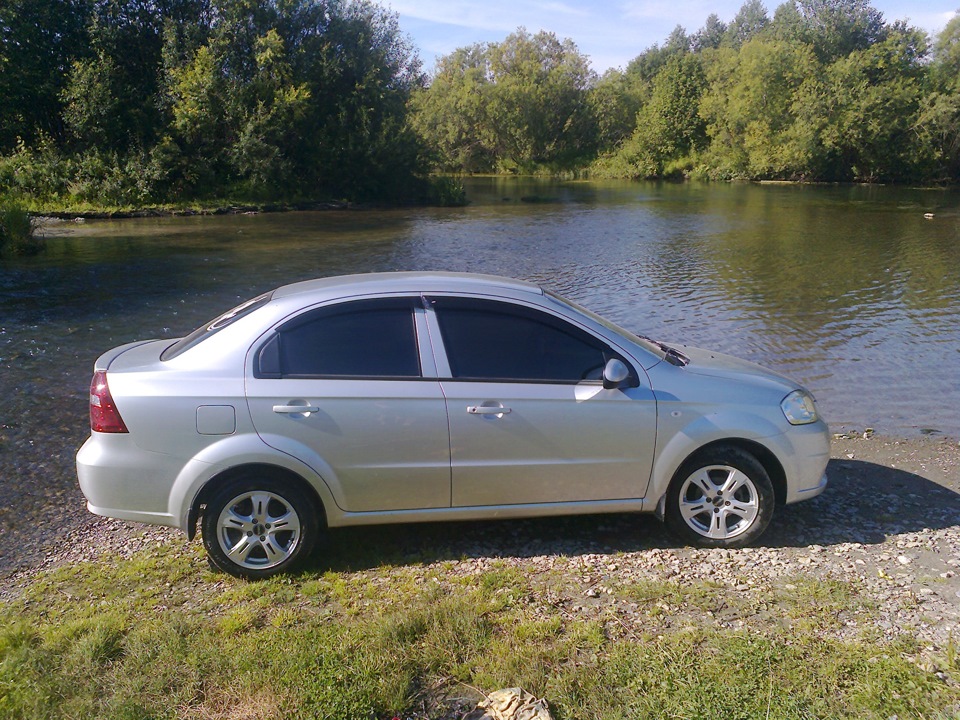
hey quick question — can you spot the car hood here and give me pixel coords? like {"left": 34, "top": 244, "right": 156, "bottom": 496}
{"left": 671, "top": 345, "right": 799, "bottom": 393}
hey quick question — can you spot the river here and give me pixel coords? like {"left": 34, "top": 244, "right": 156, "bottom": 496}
{"left": 1, "top": 177, "right": 958, "bottom": 570}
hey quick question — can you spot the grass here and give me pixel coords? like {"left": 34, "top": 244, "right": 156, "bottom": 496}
{"left": 1, "top": 540, "right": 958, "bottom": 719}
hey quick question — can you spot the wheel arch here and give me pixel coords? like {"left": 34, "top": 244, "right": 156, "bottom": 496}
{"left": 187, "top": 463, "right": 328, "bottom": 540}
{"left": 673, "top": 438, "right": 787, "bottom": 506}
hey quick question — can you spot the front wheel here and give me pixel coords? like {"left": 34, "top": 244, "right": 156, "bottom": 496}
{"left": 202, "top": 476, "right": 318, "bottom": 579}
{"left": 664, "top": 446, "right": 774, "bottom": 548}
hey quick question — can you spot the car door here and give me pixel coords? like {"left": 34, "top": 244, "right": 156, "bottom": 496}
{"left": 245, "top": 297, "right": 451, "bottom": 512}
{"left": 427, "top": 295, "right": 658, "bottom": 507}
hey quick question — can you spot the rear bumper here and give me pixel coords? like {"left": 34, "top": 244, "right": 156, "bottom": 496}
{"left": 76, "top": 433, "right": 182, "bottom": 529}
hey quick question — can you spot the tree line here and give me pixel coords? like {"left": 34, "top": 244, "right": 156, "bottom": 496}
{"left": 0, "top": 0, "right": 428, "bottom": 206}
{"left": 412, "top": 0, "right": 960, "bottom": 184}
{"left": 1, "top": 0, "right": 959, "bottom": 212}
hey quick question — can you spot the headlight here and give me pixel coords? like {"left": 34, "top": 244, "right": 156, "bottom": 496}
{"left": 781, "top": 389, "right": 818, "bottom": 425}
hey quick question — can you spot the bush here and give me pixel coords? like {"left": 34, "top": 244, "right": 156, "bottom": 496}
{"left": 427, "top": 176, "right": 468, "bottom": 206}
{"left": 0, "top": 198, "right": 43, "bottom": 255}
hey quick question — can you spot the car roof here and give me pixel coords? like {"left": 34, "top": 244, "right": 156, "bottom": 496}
{"left": 271, "top": 272, "right": 544, "bottom": 301}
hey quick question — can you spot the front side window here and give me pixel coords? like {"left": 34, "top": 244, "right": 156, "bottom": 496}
{"left": 431, "top": 296, "right": 613, "bottom": 383}
{"left": 257, "top": 297, "right": 420, "bottom": 378}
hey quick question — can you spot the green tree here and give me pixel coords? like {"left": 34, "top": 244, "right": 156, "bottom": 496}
{"left": 587, "top": 69, "right": 646, "bottom": 153}
{"left": 931, "top": 11, "right": 960, "bottom": 90}
{"left": 912, "top": 14, "right": 960, "bottom": 181}
{"left": 626, "top": 25, "right": 690, "bottom": 83}
{"left": 411, "top": 28, "right": 595, "bottom": 172}
{"left": 485, "top": 29, "right": 596, "bottom": 170}
{"left": 0, "top": 0, "right": 91, "bottom": 150}
{"left": 724, "top": 0, "right": 770, "bottom": 48}
{"left": 409, "top": 45, "right": 497, "bottom": 172}
{"left": 693, "top": 14, "right": 728, "bottom": 52}
{"left": 701, "top": 39, "right": 822, "bottom": 178}
{"left": 812, "top": 26, "right": 927, "bottom": 180}
{"left": 610, "top": 54, "right": 707, "bottom": 178}
{"left": 794, "top": 0, "right": 887, "bottom": 61}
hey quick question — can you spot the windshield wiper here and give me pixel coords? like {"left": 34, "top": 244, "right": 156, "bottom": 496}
{"left": 640, "top": 336, "right": 689, "bottom": 367}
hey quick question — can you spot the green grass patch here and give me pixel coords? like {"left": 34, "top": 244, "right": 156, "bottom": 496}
{"left": 1, "top": 543, "right": 958, "bottom": 719}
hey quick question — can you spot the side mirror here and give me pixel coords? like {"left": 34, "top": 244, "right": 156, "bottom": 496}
{"left": 602, "top": 358, "right": 630, "bottom": 389}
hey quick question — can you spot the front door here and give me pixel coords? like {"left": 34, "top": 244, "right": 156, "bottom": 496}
{"left": 428, "top": 296, "right": 658, "bottom": 507}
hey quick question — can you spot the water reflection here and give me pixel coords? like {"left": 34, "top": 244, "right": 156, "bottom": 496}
{"left": 5, "top": 178, "right": 960, "bottom": 442}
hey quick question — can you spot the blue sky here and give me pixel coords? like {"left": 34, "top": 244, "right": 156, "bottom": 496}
{"left": 387, "top": 1, "right": 959, "bottom": 74}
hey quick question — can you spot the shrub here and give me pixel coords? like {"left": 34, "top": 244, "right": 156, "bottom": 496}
{"left": 427, "top": 176, "right": 468, "bottom": 206}
{"left": 0, "top": 197, "right": 43, "bottom": 255}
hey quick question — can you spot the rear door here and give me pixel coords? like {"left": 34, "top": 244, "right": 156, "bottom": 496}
{"left": 427, "top": 296, "right": 658, "bottom": 507}
{"left": 245, "top": 297, "right": 451, "bottom": 512}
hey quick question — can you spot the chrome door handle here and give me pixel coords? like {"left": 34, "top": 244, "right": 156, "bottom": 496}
{"left": 273, "top": 404, "right": 319, "bottom": 414}
{"left": 466, "top": 405, "right": 511, "bottom": 415}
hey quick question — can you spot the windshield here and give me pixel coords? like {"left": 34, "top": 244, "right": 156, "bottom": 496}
{"left": 160, "top": 292, "right": 273, "bottom": 361}
{"left": 544, "top": 290, "right": 666, "bottom": 360}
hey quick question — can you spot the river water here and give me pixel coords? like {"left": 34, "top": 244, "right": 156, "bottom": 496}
{"left": 1, "top": 177, "right": 958, "bottom": 570}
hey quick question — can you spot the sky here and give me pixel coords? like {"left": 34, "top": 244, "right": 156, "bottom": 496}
{"left": 387, "top": 1, "right": 959, "bottom": 74}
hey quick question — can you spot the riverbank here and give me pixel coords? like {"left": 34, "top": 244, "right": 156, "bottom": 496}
{"left": 0, "top": 433, "right": 958, "bottom": 718}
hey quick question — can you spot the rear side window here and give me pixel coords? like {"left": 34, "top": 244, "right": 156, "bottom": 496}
{"left": 162, "top": 292, "right": 272, "bottom": 361}
{"left": 257, "top": 297, "right": 421, "bottom": 378}
{"left": 431, "top": 296, "right": 610, "bottom": 383}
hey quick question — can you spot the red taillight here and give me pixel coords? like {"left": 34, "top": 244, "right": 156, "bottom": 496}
{"left": 89, "top": 371, "right": 128, "bottom": 433}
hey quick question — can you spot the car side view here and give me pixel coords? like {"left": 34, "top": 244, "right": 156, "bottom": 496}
{"left": 77, "top": 272, "right": 830, "bottom": 578}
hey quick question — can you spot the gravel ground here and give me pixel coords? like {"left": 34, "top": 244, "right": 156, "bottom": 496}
{"left": 3, "top": 433, "right": 959, "bottom": 658}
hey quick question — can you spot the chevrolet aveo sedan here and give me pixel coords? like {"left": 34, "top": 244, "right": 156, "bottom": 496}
{"left": 77, "top": 272, "right": 830, "bottom": 578}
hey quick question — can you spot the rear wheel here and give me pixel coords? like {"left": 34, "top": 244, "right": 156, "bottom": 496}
{"left": 202, "top": 475, "right": 317, "bottom": 579}
{"left": 664, "top": 446, "right": 774, "bottom": 548}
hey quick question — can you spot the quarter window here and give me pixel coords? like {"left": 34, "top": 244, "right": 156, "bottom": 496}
{"left": 431, "top": 297, "right": 612, "bottom": 383}
{"left": 257, "top": 298, "right": 420, "bottom": 378}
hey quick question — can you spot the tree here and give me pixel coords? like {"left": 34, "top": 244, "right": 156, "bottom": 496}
{"left": 808, "top": 26, "right": 927, "bottom": 180}
{"left": 611, "top": 54, "right": 707, "bottom": 178}
{"left": 411, "top": 28, "right": 596, "bottom": 172}
{"left": 724, "top": 0, "right": 770, "bottom": 48}
{"left": 932, "top": 11, "right": 960, "bottom": 91}
{"left": 795, "top": 0, "right": 887, "bottom": 62}
{"left": 587, "top": 69, "right": 645, "bottom": 153}
{"left": 408, "top": 44, "right": 497, "bottom": 172}
{"left": 693, "top": 14, "right": 728, "bottom": 52}
{"left": 626, "top": 26, "right": 690, "bottom": 83}
{"left": 0, "top": 0, "right": 91, "bottom": 150}
{"left": 701, "top": 39, "right": 822, "bottom": 178}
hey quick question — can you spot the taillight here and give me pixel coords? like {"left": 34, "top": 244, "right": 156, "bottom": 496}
{"left": 89, "top": 371, "right": 128, "bottom": 433}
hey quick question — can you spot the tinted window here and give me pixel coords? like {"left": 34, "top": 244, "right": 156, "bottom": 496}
{"left": 432, "top": 297, "right": 609, "bottom": 382}
{"left": 259, "top": 298, "right": 420, "bottom": 378}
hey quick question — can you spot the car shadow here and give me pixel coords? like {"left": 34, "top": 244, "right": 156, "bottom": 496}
{"left": 308, "top": 458, "right": 960, "bottom": 573}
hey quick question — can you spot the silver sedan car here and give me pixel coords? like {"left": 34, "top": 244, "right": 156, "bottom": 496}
{"left": 77, "top": 272, "right": 829, "bottom": 578}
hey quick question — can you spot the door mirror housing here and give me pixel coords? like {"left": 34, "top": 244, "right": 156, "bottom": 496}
{"left": 602, "top": 358, "right": 631, "bottom": 389}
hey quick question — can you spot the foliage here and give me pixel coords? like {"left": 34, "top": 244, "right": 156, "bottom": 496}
{"left": 426, "top": 176, "right": 468, "bottom": 207}
{"left": 3, "top": 0, "right": 960, "bottom": 195}
{"left": 0, "top": 197, "right": 41, "bottom": 255}
{"left": 600, "top": 54, "right": 708, "bottom": 178}
{"left": 413, "top": 1, "right": 960, "bottom": 186}
{"left": 0, "top": 0, "right": 427, "bottom": 206}
{"left": 410, "top": 29, "right": 597, "bottom": 174}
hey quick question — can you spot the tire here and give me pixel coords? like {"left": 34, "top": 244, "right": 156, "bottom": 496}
{"left": 201, "top": 475, "right": 318, "bottom": 579}
{"left": 664, "top": 445, "right": 775, "bottom": 548}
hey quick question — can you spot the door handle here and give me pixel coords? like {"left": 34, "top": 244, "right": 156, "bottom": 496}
{"left": 273, "top": 404, "right": 319, "bottom": 414}
{"left": 466, "top": 405, "right": 511, "bottom": 415}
